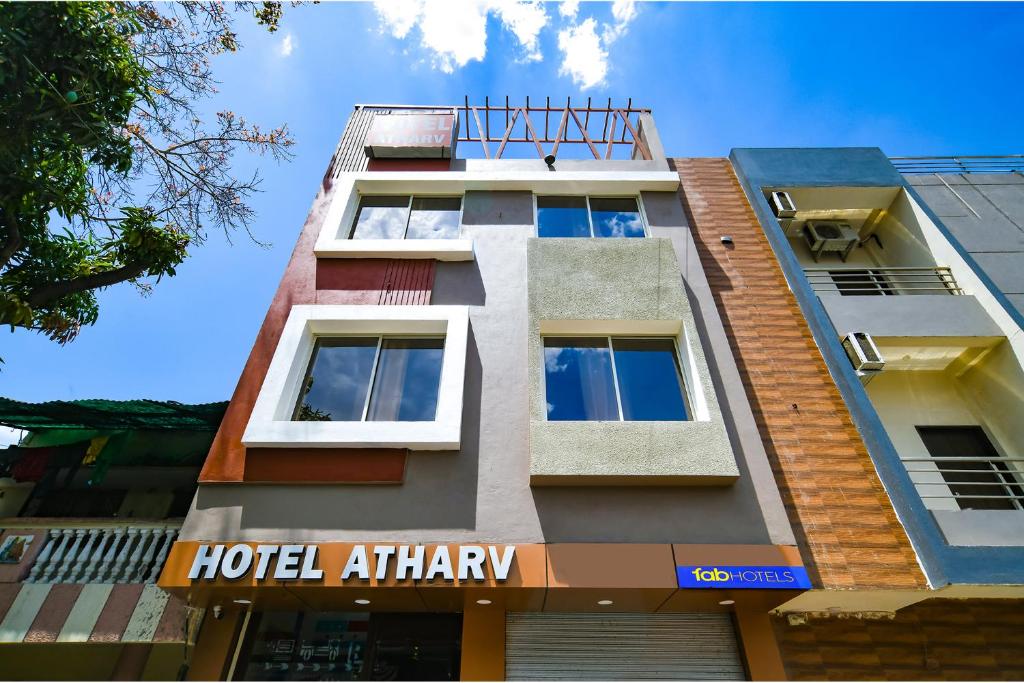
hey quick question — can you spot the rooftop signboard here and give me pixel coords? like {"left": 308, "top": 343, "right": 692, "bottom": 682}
{"left": 364, "top": 112, "right": 457, "bottom": 159}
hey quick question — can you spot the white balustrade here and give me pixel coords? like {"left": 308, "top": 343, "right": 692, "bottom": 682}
{"left": 20, "top": 525, "right": 179, "bottom": 585}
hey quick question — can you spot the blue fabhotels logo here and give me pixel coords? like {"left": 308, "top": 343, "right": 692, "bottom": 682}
{"left": 677, "top": 565, "right": 812, "bottom": 590}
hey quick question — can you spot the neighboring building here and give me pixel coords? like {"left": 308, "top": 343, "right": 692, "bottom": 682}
{"left": 0, "top": 398, "right": 226, "bottom": 680}
{"left": 717, "top": 149, "right": 1024, "bottom": 678}
{"left": 156, "top": 101, "right": 1024, "bottom": 681}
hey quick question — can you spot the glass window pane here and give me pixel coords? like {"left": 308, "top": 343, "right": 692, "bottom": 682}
{"left": 351, "top": 196, "right": 409, "bottom": 239}
{"left": 406, "top": 197, "right": 462, "bottom": 239}
{"left": 295, "top": 338, "right": 379, "bottom": 421}
{"left": 537, "top": 196, "right": 590, "bottom": 238}
{"left": 590, "top": 197, "right": 645, "bottom": 238}
{"left": 367, "top": 339, "right": 445, "bottom": 422}
{"left": 612, "top": 338, "right": 689, "bottom": 421}
{"left": 543, "top": 337, "right": 619, "bottom": 421}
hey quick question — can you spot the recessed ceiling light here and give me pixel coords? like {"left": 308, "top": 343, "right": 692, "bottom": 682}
{"left": 718, "top": 599, "right": 735, "bottom": 606}
{"left": 233, "top": 599, "right": 252, "bottom": 605}
{"left": 476, "top": 599, "right": 492, "bottom": 605}
{"left": 354, "top": 599, "right": 371, "bottom": 605}
{"left": 597, "top": 599, "right": 614, "bottom": 606}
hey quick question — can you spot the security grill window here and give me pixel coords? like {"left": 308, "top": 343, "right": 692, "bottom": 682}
{"left": 351, "top": 196, "right": 461, "bottom": 240}
{"left": 916, "top": 426, "right": 1023, "bottom": 511}
{"left": 294, "top": 337, "right": 444, "bottom": 422}
{"left": 543, "top": 337, "right": 689, "bottom": 421}
{"left": 536, "top": 196, "right": 645, "bottom": 238}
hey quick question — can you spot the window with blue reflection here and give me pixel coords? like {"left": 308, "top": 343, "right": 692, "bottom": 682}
{"left": 293, "top": 337, "right": 444, "bottom": 422}
{"left": 543, "top": 337, "right": 690, "bottom": 422}
{"left": 405, "top": 197, "right": 462, "bottom": 239}
{"left": 351, "top": 196, "right": 409, "bottom": 239}
{"left": 367, "top": 339, "right": 444, "bottom": 421}
{"left": 294, "top": 338, "right": 379, "bottom": 421}
{"left": 612, "top": 338, "right": 688, "bottom": 420}
{"left": 537, "top": 196, "right": 590, "bottom": 238}
{"left": 590, "top": 197, "right": 645, "bottom": 238}
{"left": 543, "top": 338, "right": 619, "bottom": 421}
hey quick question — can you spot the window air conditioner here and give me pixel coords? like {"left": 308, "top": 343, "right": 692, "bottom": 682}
{"left": 842, "top": 332, "right": 885, "bottom": 374}
{"left": 803, "top": 220, "right": 859, "bottom": 262}
{"left": 769, "top": 191, "right": 797, "bottom": 218}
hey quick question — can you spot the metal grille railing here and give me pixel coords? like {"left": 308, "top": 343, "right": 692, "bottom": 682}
{"left": 804, "top": 266, "right": 963, "bottom": 295}
{"left": 22, "top": 524, "right": 179, "bottom": 584}
{"left": 904, "top": 457, "right": 1024, "bottom": 510}
{"left": 890, "top": 155, "right": 1024, "bottom": 174}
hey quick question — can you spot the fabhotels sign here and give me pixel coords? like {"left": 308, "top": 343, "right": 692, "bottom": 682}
{"left": 188, "top": 544, "right": 516, "bottom": 583}
{"left": 677, "top": 564, "right": 811, "bottom": 590}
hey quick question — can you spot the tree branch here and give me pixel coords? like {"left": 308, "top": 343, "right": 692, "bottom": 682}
{"left": 1, "top": 212, "right": 22, "bottom": 271}
{"left": 25, "top": 260, "right": 149, "bottom": 309}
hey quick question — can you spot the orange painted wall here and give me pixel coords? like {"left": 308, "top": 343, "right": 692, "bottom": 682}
{"left": 673, "top": 157, "right": 925, "bottom": 591}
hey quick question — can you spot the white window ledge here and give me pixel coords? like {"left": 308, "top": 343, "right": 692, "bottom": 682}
{"left": 242, "top": 305, "right": 469, "bottom": 450}
{"left": 313, "top": 239, "right": 474, "bottom": 261}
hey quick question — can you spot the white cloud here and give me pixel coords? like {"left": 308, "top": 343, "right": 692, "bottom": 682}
{"left": 278, "top": 32, "right": 294, "bottom": 57}
{"left": 375, "top": 0, "right": 422, "bottom": 39}
{"left": 557, "top": 17, "right": 606, "bottom": 90}
{"left": 559, "top": 0, "right": 579, "bottom": 20}
{"left": 372, "top": 0, "right": 548, "bottom": 72}
{"left": 603, "top": 0, "right": 636, "bottom": 43}
{"left": 558, "top": 0, "right": 639, "bottom": 89}
{"left": 370, "top": 0, "right": 639, "bottom": 90}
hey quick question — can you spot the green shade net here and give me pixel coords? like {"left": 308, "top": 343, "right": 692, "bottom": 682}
{"left": 0, "top": 398, "right": 227, "bottom": 431}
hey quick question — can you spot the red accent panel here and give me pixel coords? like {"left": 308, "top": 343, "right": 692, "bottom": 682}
{"left": 0, "top": 584, "right": 23, "bottom": 629}
{"left": 153, "top": 594, "right": 188, "bottom": 642}
{"left": 315, "top": 259, "right": 388, "bottom": 296}
{"left": 24, "top": 584, "right": 83, "bottom": 643}
{"left": 89, "top": 584, "right": 145, "bottom": 642}
{"left": 380, "top": 260, "right": 435, "bottom": 305}
{"left": 367, "top": 158, "right": 452, "bottom": 172}
{"left": 243, "top": 448, "right": 407, "bottom": 483}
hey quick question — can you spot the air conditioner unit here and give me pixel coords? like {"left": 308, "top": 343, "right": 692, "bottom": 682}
{"left": 842, "top": 332, "right": 885, "bottom": 378}
{"left": 803, "top": 220, "right": 859, "bottom": 262}
{"left": 768, "top": 190, "right": 797, "bottom": 218}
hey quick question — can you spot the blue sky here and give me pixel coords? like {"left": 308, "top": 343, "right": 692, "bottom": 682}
{"left": 3, "top": 1, "right": 1023, "bottom": 407}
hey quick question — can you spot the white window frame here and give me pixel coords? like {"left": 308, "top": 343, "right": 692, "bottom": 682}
{"left": 540, "top": 334, "right": 694, "bottom": 422}
{"left": 533, "top": 194, "right": 650, "bottom": 239}
{"left": 243, "top": 305, "right": 469, "bottom": 450}
{"left": 537, "top": 320, "right": 712, "bottom": 423}
{"left": 314, "top": 180, "right": 474, "bottom": 261}
{"left": 345, "top": 195, "right": 466, "bottom": 241}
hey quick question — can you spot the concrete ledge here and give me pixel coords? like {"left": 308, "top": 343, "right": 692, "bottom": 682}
{"left": 932, "top": 510, "right": 1024, "bottom": 547}
{"left": 314, "top": 239, "right": 475, "bottom": 261}
{"left": 820, "top": 294, "right": 1002, "bottom": 338}
{"left": 529, "top": 420, "right": 739, "bottom": 486}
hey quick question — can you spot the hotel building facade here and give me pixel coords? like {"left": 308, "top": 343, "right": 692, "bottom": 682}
{"left": 152, "top": 101, "right": 1024, "bottom": 681}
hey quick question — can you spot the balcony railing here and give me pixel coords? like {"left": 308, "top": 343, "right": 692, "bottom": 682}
{"left": 890, "top": 155, "right": 1024, "bottom": 174}
{"left": 905, "top": 457, "right": 1024, "bottom": 511}
{"left": 804, "top": 266, "right": 963, "bottom": 295}
{"left": 19, "top": 522, "right": 179, "bottom": 585}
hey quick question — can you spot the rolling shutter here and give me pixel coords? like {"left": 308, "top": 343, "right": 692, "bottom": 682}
{"left": 505, "top": 612, "right": 746, "bottom": 681}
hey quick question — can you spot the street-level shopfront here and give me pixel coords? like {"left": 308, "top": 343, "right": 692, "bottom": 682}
{"left": 159, "top": 541, "right": 809, "bottom": 681}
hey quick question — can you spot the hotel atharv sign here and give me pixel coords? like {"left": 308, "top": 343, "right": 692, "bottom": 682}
{"left": 188, "top": 543, "right": 516, "bottom": 583}
{"left": 364, "top": 113, "right": 457, "bottom": 159}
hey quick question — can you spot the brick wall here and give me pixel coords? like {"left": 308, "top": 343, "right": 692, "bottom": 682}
{"left": 775, "top": 599, "right": 1024, "bottom": 681}
{"left": 673, "top": 157, "right": 926, "bottom": 591}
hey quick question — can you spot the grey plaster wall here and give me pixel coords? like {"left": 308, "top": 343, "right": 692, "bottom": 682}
{"left": 526, "top": 238, "right": 738, "bottom": 484}
{"left": 820, "top": 294, "right": 1003, "bottom": 339}
{"left": 906, "top": 174, "right": 1024, "bottom": 318}
{"left": 932, "top": 510, "right": 1024, "bottom": 547}
{"left": 182, "top": 189, "right": 793, "bottom": 546}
